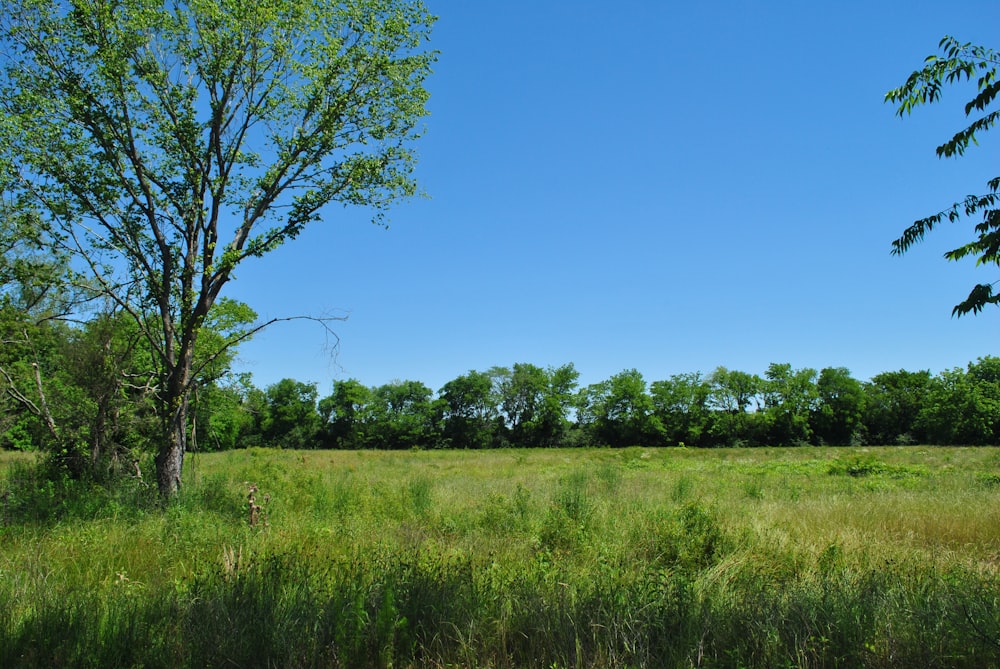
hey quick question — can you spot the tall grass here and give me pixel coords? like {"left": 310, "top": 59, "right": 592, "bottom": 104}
{"left": 2, "top": 446, "right": 1000, "bottom": 667}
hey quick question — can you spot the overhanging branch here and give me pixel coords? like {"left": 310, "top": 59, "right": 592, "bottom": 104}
{"left": 187, "top": 312, "right": 347, "bottom": 392}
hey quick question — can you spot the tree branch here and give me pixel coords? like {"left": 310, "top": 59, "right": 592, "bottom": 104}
{"left": 186, "top": 313, "right": 346, "bottom": 395}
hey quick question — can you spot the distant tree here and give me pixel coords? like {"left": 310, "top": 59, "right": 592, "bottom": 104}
{"left": 0, "top": 314, "right": 76, "bottom": 456}
{"left": 263, "top": 378, "right": 321, "bottom": 449}
{"left": 812, "top": 367, "right": 865, "bottom": 446}
{"left": 0, "top": 0, "right": 435, "bottom": 496}
{"left": 62, "top": 310, "right": 159, "bottom": 466}
{"left": 916, "top": 358, "right": 1000, "bottom": 445}
{"left": 886, "top": 37, "right": 1000, "bottom": 315}
{"left": 650, "top": 372, "right": 712, "bottom": 446}
{"left": 707, "top": 367, "right": 764, "bottom": 445}
{"left": 1, "top": 297, "right": 162, "bottom": 476}
{"left": 862, "top": 369, "right": 932, "bottom": 444}
{"left": 439, "top": 371, "right": 500, "bottom": 449}
{"left": 319, "top": 379, "right": 374, "bottom": 449}
{"left": 540, "top": 363, "right": 581, "bottom": 447}
{"left": 495, "top": 362, "right": 579, "bottom": 447}
{"left": 577, "top": 369, "right": 662, "bottom": 447}
{"left": 761, "top": 363, "right": 818, "bottom": 446}
{"left": 708, "top": 367, "right": 763, "bottom": 415}
{"left": 493, "top": 363, "right": 540, "bottom": 444}
{"left": 369, "top": 380, "right": 435, "bottom": 449}
{"left": 0, "top": 203, "right": 96, "bottom": 465}
{"left": 967, "top": 354, "right": 1000, "bottom": 385}
{"left": 185, "top": 299, "right": 260, "bottom": 451}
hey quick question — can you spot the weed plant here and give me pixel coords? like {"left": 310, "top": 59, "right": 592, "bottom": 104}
{"left": 2, "top": 447, "right": 1000, "bottom": 667}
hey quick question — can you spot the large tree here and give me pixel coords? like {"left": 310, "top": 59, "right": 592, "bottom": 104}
{"left": 0, "top": 0, "right": 435, "bottom": 495}
{"left": 886, "top": 36, "right": 1000, "bottom": 316}
{"left": 369, "top": 379, "right": 435, "bottom": 449}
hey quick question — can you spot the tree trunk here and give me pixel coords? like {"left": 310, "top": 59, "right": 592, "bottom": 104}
{"left": 155, "top": 350, "right": 193, "bottom": 497}
{"left": 156, "top": 394, "right": 187, "bottom": 497}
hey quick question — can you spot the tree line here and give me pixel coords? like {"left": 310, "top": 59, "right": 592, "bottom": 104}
{"left": 221, "top": 359, "right": 1000, "bottom": 450}
{"left": 8, "top": 301, "right": 997, "bottom": 462}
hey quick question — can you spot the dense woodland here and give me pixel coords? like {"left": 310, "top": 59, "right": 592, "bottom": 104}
{"left": 4, "top": 298, "right": 1000, "bottom": 466}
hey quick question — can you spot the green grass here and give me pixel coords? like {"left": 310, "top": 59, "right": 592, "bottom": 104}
{"left": 2, "top": 446, "right": 1000, "bottom": 667}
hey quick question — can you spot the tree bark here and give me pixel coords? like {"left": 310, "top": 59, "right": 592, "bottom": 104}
{"left": 155, "top": 346, "right": 193, "bottom": 497}
{"left": 156, "top": 392, "right": 187, "bottom": 497}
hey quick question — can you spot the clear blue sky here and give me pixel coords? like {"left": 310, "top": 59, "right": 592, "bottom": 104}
{"left": 229, "top": 1, "right": 1000, "bottom": 395}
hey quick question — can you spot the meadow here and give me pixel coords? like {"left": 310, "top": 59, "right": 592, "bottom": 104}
{"left": 2, "top": 446, "right": 1000, "bottom": 668}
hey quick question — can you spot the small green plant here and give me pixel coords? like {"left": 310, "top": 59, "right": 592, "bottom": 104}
{"left": 975, "top": 471, "right": 1000, "bottom": 488}
{"left": 676, "top": 501, "right": 727, "bottom": 570}
{"left": 595, "top": 461, "right": 622, "bottom": 491}
{"left": 741, "top": 475, "right": 765, "bottom": 500}
{"left": 195, "top": 473, "right": 243, "bottom": 516}
{"left": 828, "top": 454, "right": 887, "bottom": 477}
{"left": 671, "top": 474, "right": 694, "bottom": 501}
{"left": 827, "top": 454, "right": 927, "bottom": 479}
{"left": 553, "top": 470, "right": 592, "bottom": 525}
{"left": 407, "top": 476, "right": 433, "bottom": 517}
{"left": 478, "top": 484, "right": 532, "bottom": 534}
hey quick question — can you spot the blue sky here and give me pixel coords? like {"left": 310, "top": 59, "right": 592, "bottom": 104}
{"left": 229, "top": 1, "right": 1000, "bottom": 395}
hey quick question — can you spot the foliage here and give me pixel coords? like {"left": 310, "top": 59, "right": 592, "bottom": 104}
{"left": 438, "top": 370, "right": 501, "bottom": 449}
{"left": 577, "top": 369, "right": 663, "bottom": 447}
{"left": 1, "top": 298, "right": 258, "bottom": 473}
{"left": 494, "top": 362, "right": 579, "bottom": 447}
{"left": 319, "top": 378, "right": 437, "bottom": 449}
{"left": 862, "top": 369, "right": 932, "bottom": 445}
{"left": 8, "top": 347, "right": 1000, "bottom": 453}
{"left": 707, "top": 366, "right": 765, "bottom": 445}
{"left": 650, "top": 372, "right": 712, "bottom": 447}
{"left": 826, "top": 454, "right": 927, "bottom": 479}
{"left": 813, "top": 366, "right": 866, "bottom": 445}
{"left": 320, "top": 378, "right": 376, "bottom": 449}
{"left": 761, "top": 362, "right": 818, "bottom": 446}
{"left": 916, "top": 357, "right": 1000, "bottom": 445}
{"left": 369, "top": 380, "right": 436, "bottom": 449}
{"left": 887, "top": 36, "right": 1000, "bottom": 315}
{"left": 190, "top": 373, "right": 259, "bottom": 451}
{"left": 261, "top": 378, "right": 321, "bottom": 449}
{"left": 0, "top": 307, "right": 158, "bottom": 475}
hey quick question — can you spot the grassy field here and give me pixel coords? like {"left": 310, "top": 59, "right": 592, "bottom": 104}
{"left": 2, "top": 446, "right": 1000, "bottom": 668}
